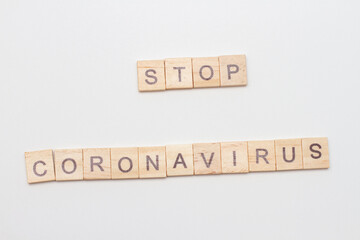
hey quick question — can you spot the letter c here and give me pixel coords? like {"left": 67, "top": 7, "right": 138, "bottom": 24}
{"left": 33, "top": 160, "right": 47, "bottom": 177}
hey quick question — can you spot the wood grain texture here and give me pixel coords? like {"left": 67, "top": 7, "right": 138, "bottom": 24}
{"left": 165, "top": 58, "right": 193, "bottom": 89}
{"left": 193, "top": 143, "right": 221, "bottom": 175}
{"left": 137, "top": 60, "right": 165, "bottom": 92}
{"left": 166, "top": 144, "right": 194, "bottom": 176}
{"left": 275, "top": 139, "right": 303, "bottom": 171}
{"left": 139, "top": 146, "right": 166, "bottom": 178}
{"left": 24, "top": 137, "right": 330, "bottom": 183}
{"left": 248, "top": 140, "right": 276, "bottom": 172}
{"left": 83, "top": 148, "right": 111, "bottom": 180}
{"left": 54, "top": 149, "right": 83, "bottom": 181}
{"left": 25, "top": 149, "right": 55, "bottom": 183}
{"left": 219, "top": 55, "right": 247, "bottom": 87}
{"left": 221, "top": 141, "right": 249, "bottom": 173}
{"left": 111, "top": 147, "right": 139, "bottom": 179}
{"left": 302, "top": 137, "right": 329, "bottom": 169}
{"left": 192, "top": 57, "right": 220, "bottom": 88}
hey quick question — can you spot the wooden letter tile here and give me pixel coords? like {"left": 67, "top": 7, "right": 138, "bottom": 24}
{"left": 302, "top": 137, "right": 329, "bottom": 169}
{"left": 248, "top": 140, "right": 276, "bottom": 172}
{"left": 166, "top": 144, "right": 194, "bottom": 176}
{"left": 54, "top": 149, "right": 83, "bottom": 181}
{"left": 275, "top": 139, "right": 303, "bottom": 171}
{"left": 219, "top": 55, "right": 247, "bottom": 87}
{"left": 111, "top": 147, "right": 139, "bottom": 179}
{"left": 192, "top": 57, "right": 220, "bottom": 88}
{"left": 193, "top": 143, "right": 221, "bottom": 175}
{"left": 139, "top": 146, "right": 166, "bottom": 178}
{"left": 221, "top": 141, "right": 249, "bottom": 174}
{"left": 137, "top": 60, "right": 165, "bottom": 92}
{"left": 83, "top": 148, "right": 111, "bottom": 180}
{"left": 25, "top": 150, "right": 55, "bottom": 183}
{"left": 165, "top": 58, "right": 193, "bottom": 89}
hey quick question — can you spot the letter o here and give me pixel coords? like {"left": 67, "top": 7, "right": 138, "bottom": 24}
{"left": 118, "top": 157, "right": 133, "bottom": 173}
{"left": 199, "top": 65, "right": 214, "bottom": 80}
{"left": 61, "top": 158, "right": 77, "bottom": 174}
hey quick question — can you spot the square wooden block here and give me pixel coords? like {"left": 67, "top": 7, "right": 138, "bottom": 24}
{"left": 165, "top": 58, "right": 193, "bottom": 89}
{"left": 111, "top": 147, "right": 139, "bottom": 179}
{"left": 137, "top": 60, "right": 165, "bottom": 92}
{"left": 275, "top": 139, "right": 303, "bottom": 171}
{"left": 193, "top": 143, "right": 221, "bottom": 175}
{"left": 139, "top": 146, "right": 166, "bottom": 178}
{"left": 25, "top": 149, "right": 55, "bottom": 183}
{"left": 248, "top": 140, "right": 276, "bottom": 172}
{"left": 54, "top": 149, "right": 83, "bottom": 181}
{"left": 83, "top": 148, "right": 111, "bottom": 180}
{"left": 302, "top": 137, "right": 329, "bottom": 169}
{"left": 221, "top": 141, "right": 249, "bottom": 174}
{"left": 192, "top": 57, "right": 220, "bottom": 88}
{"left": 219, "top": 55, "right": 247, "bottom": 87}
{"left": 166, "top": 144, "right": 194, "bottom": 176}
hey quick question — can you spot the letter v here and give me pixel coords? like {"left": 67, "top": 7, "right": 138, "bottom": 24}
{"left": 200, "top": 152, "right": 215, "bottom": 168}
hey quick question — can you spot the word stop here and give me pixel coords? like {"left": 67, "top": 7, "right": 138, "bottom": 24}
{"left": 137, "top": 55, "right": 247, "bottom": 91}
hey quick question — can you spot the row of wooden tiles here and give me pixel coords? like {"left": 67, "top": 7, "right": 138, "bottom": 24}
{"left": 137, "top": 55, "right": 247, "bottom": 91}
{"left": 25, "top": 137, "right": 329, "bottom": 184}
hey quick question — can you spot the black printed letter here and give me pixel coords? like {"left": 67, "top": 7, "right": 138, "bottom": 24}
{"left": 282, "top": 147, "right": 295, "bottom": 162}
{"left": 173, "top": 67, "right": 185, "bottom": 82}
{"left": 90, "top": 156, "right": 104, "bottom": 172}
{"left": 62, "top": 158, "right": 77, "bottom": 174}
{"left": 256, "top": 149, "right": 269, "bottom": 164}
{"left": 33, "top": 160, "right": 47, "bottom": 177}
{"left": 173, "top": 153, "right": 187, "bottom": 168}
{"left": 310, "top": 143, "right": 322, "bottom": 159}
{"left": 146, "top": 155, "right": 159, "bottom": 171}
{"left": 201, "top": 152, "right": 215, "bottom": 168}
{"left": 232, "top": 151, "right": 237, "bottom": 166}
{"left": 199, "top": 65, "right": 214, "bottom": 80}
{"left": 145, "top": 69, "right": 157, "bottom": 85}
{"left": 227, "top": 64, "right": 239, "bottom": 80}
{"left": 118, "top": 157, "right": 133, "bottom": 173}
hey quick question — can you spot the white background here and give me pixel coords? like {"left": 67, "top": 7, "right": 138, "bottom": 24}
{"left": 0, "top": 0, "right": 359, "bottom": 239}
